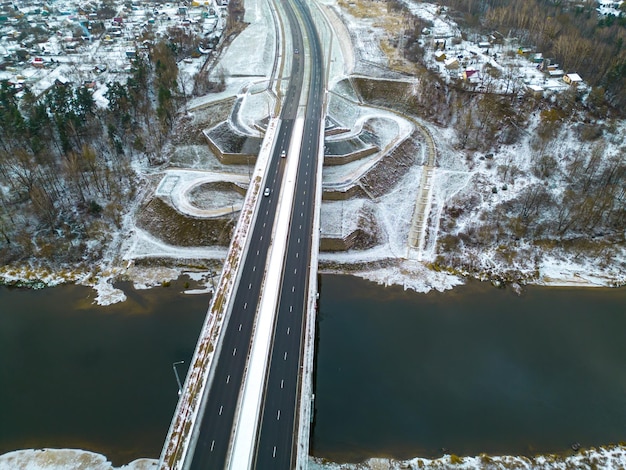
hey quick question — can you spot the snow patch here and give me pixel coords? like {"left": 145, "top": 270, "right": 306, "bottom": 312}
{"left": 0, "top": 449, "right": 157, "bottom": 470}
{"left": 309, "top": 444, "right": 626, "bottom": 469}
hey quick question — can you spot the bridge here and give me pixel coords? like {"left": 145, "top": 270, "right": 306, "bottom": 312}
{"left": 158, "top": 0, "right": 326, "bottom": 467}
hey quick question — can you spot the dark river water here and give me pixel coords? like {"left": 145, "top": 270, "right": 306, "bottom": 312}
{"left": 1, "top": 275, "right": 625, "bottom": 466}
{"left": 311, "top": 275, "right": 626, "bottom": 462}
{"left": 0, "top": 280, "right": 208, "bottom": 466}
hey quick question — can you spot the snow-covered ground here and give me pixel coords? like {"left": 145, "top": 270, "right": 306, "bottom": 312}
{"left": 2, "top": 0, "right": 626, "bottom": 466}
{"left": 309, "top": 445, "right": 626, "bottom": 470}
{"left": 0, "top": 449, "right": 157, "bottom": 470}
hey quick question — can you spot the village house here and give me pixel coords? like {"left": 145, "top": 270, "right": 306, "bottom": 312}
{"left": 444, "top": 57, "right": 459, "bottom": 70}
{"left": 563, "top": 73, "right": 583, "bottom": 86}
{"left": 462, "top": 68, "right": 480, "bottom": 83}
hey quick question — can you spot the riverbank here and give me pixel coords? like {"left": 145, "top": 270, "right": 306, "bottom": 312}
{"left": 309, "top": 445, "right": 626, "bottom": 470}
{"left": 1, "top": 252, "right": 625, "bottom": 308}
{"left": 0, "top": 449, "right": 157, "bottom": 470}
{"left": 3, "top": 445, "right": 626, "bottom": 470}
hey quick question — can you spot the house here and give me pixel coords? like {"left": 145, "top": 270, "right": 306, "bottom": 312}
{"left": 434, "top": 50, "right": 446, "bottom": 62}
{"left": 462, "top": 68, "right": 480, "bottom": 83}
{"left": 538, "top": 58, "right": 556, "bottom": 72}
{"left": 518, "top": 47, "right": 532, "bottom": 55}
{"left": 54, "top": 76, "right": 70, "bottom": 87}
{"left": 563, "top": 73, "right": 582, "bottom": 86}
{"left": 488, "top": 31, "right": 504, "bottom": 44}
{"left": 444, "top": 57, "right": 459, "bottom": 70}
{"left": 527, "top": 84, "right": 544, "bottom": 97}
{"left": 31, "top": 56, "right": 44, "bottom": 67}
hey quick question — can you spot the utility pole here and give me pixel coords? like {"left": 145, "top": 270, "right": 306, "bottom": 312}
{"left": 172, "top": 361, "right": 185, "bottom": 396}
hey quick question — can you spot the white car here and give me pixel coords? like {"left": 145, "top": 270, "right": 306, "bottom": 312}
{"left": 263, "top": 187, "right": 271, "bottom": 197}
{"left": 280, "top": 149, "right": 286, "bottom": 158}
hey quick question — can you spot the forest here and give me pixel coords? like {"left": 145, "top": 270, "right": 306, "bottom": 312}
{"left": 0, "top": 41, "right": 183, "bottom": 268}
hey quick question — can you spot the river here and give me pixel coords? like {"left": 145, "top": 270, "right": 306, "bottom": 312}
{"left": 311, "top": 275, "right": 626, "bottom": 462}
{"left": 1, "top": 276, "right": 625, "bottom": 466}
{"left": 0, "top": 280, "right": 207, "bottom": 466}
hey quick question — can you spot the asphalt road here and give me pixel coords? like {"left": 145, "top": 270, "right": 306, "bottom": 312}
{"left": 186, "top": 0, "right": 311, "bottom": 467}
{"left": 252, "top": 0, "right": 325, "bottom": 467}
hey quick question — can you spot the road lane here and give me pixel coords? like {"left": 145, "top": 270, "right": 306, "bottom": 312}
{"left": 186, "top": 0, "right": 311, "bottom": 467}
{"left": 253, "top": 0, "right": 325, "bottom": 466}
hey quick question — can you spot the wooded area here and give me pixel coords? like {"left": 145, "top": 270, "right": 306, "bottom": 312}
{"left": 0, "top": 40, "right": 183, "bottom": 267}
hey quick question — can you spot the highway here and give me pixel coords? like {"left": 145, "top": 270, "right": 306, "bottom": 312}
{"left": 253, "top": 0, "right": 325, "bottom": 467}
{"left": 185, "top": 0, "right": 318, "bottom": 466}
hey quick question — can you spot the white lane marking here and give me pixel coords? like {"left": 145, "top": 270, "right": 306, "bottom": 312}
{"left": 287, "top": 327, "right": 291, "bottom": 334}
{"left": 248, "top": 283, "right": 252, "bottom": 290}
{"left": 238, "top": 323, "right": 242, "bottom": 331}
{"left": 260, "top": 235, "right": 263, "bottom": 241}
{"left": 257, "top": 250, "right": 260, "bottom": 255}
{"left": 211, "top": 440, "right": 215, "bottom": 452}
{"left": 277, "top": 409, "right": 281, "bottom": 421}
{"left": 299, "top": 225, "right": 302, "bottom": 229}
{"left": 290, "top": 306, "right": 293, "bottom": 312}
{"left": 283, "top": 352, "right": 287, "bottom": 360}
{"left": 294, "top": 268, "right": 297, "bottom": 274}
{"left": 281, "top": 379, "right": 284, "bottom": 388}
{"left": 263, "top": 222, "right": 266, "bottom": 228}
{"left": 244, "top": 302, "right": 248, "bottom": 309}
{"left": 219, "top": 405, "right": 223, "bottom": 415}
{"left": 292, "top": 286, "right": 295, "bottom": 292}
{"left": 296, "top": 252, "right": 299, "bottom": 258}
{"left": 227, "top": 375, "right": 231, "bottom": 383}
{"left": 298, "top": 237, "right": 301, "bottom": 243}
{"left": 233, "top": 348, "right": 237, "bottom": 356}
{"left": 272, "top": 446, "right": 277, "bottom": 458}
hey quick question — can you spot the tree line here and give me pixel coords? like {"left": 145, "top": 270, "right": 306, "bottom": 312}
{"left": 0, "top": 40, "right": 181, "bottom": 266}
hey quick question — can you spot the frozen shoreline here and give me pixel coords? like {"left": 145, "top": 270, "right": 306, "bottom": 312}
{"left": 1, "top": 253, "right": 625, "bottom": 307}
{"left": 3, "top": 445, "right": 626, "bottom": 470}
